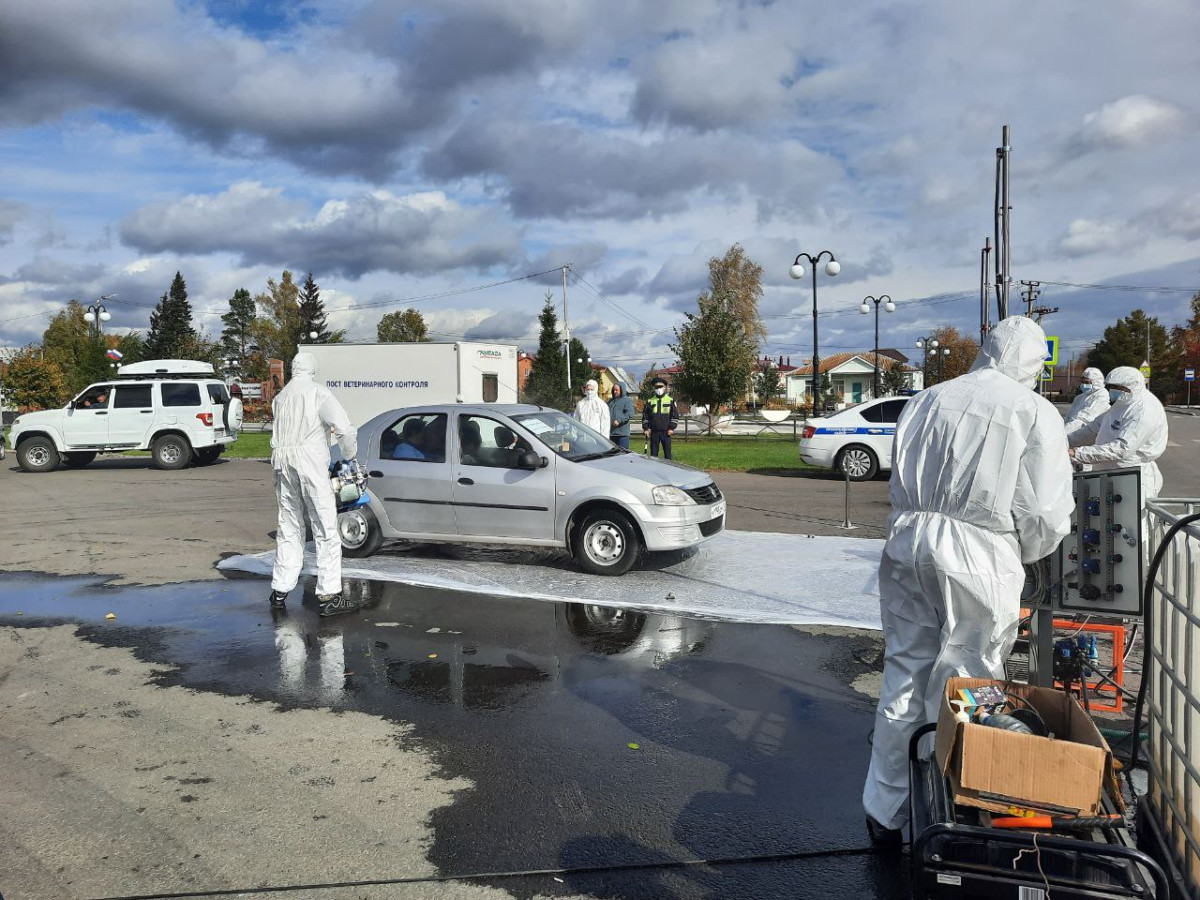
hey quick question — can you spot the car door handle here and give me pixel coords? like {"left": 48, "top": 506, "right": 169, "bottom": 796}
{"left": 369, "top": 470, "right": 384, "bottom": 478}
{"left": 139, "top": 410, "right": 153, "bottom": 414}
{"left": 95, "top": 411, "right": 108, "bottom": 416}
{"left": 457, "top": 477, "right": 474, "bottom": 486}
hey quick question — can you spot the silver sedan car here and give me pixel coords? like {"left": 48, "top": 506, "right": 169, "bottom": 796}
{"left": 337, "top": 404, "right": 726, "bottom": 575}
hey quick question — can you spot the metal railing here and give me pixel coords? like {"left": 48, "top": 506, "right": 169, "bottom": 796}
{"left": 1144, "top": 499, "right": 1200, "bottom": 898}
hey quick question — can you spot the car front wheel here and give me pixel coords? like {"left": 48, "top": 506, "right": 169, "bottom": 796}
{"left": 838, "top": 445, "right": 879, "bottom": 481}
{"left": 572, "top": 508, "right": 641, "bottom": 576}
{"left": 152, "top": 434, "right": 192, "bottom": 470}
{"left": 18, "top": 437, "right": 59, "bottom": 473}
{"left": 339, "top": 506, "right": 384, "bottom": 558}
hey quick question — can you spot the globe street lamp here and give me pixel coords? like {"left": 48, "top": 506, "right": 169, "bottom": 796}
{"left": 859, "top": 295, "right": 895, "bottom": 399}
{"left": 915, "top": 336, "right": 940, "bottom": 388}
{"left": 935, "top": 347, "right": 951, "bottom": 383}
{"left": 790, "top": 251, "right": 840, "bottom": 416}
{"left": 82, "top": 293, "right": 116, "bottom": 333}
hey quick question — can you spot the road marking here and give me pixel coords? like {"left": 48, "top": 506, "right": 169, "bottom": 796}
{"left": 1167, "top": 441, "right": 1182, "bottom": 447}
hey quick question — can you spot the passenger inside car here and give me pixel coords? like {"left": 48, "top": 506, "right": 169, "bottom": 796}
{"left": 460, "top": 420, "right": 483, "bottom": 464}
{"left": 393, "top": 418, "right": 426, "bottom": 460}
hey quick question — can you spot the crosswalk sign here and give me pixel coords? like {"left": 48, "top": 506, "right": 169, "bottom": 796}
{"left": 1044, "top": 337, "right": 1059, "bottom": 366}
{"left": 1140, "top": 363, "right": 1152, "bottom": 380}
{"left": 1041, "top": 365, "right": 1055, "bottom": 382}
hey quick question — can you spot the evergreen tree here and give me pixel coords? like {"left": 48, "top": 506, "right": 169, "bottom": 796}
{"left": 298, "top": 272, "right": 345, "bottom": 343}
{"left": 144, "top": 272, "right": 197, "bottom": 359}
{"left": 881, "top": 360, "right": 908, "bottom": 396}
{"left": 524, "top": 293, "right": 569, "bottom": 409}
{"left": 671, "top": 292, "right": 756, "bottom": 431}
{"left": 220, "top": 288, "right": 258, "bottom": 376}
{"left": 567, "top": 335, "right": 594, "bottom": 398}
{"left": 377, "top": 308, "right": 431, "bottom": 342}
{"left": 1087, "top": 309, "right": 1176, "bottom": 399}
{"left": 639, "top": 366, "right": 660, "bottom": 403}
{"left": 754, "top": 360, "right": 782, "bottom": 404}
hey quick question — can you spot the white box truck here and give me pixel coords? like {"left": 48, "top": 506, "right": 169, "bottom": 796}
{"left": 301, "top": 342, "right": 520, "bottom": 425}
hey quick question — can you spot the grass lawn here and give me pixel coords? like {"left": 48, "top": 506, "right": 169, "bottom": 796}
{"left": 5, "top": 428, "right": 809, "bottom": 473}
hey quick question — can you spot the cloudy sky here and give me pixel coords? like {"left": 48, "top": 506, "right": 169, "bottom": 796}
{"left": 2, "top": 0, "right": 1198, "bottom": 374}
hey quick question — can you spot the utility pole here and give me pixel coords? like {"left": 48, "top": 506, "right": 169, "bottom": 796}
{"left": 1032, "top": 305, "right": 1059, "bottom": 324}
{"left": 561, "top": 264, "right": 571, "bottom": 391}
{"left": 994, "top": 126, "right": 1012, "bottom": 320}
{"left": 980, "top": 237, "right": 992, "bottom": 343}
{"left": 1020, "top": 280, "right": 1041, "bottom": 317}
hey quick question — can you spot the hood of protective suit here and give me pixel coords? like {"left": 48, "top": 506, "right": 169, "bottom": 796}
{"left": 292, "top": 352, "right": 316, "bottom": 378}
{"left": 1106, "top": 365, "right": 1145, "bottom": 396}
{"left": 970, "top": 316, "right": 1047, "bottom": 387}
{"left": 1082, "top": 367, "right": 1104, "bottom": 390}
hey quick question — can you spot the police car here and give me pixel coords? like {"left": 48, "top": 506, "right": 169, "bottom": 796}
{"left": 799, "top": 396, "right": 909, "bottom": 481}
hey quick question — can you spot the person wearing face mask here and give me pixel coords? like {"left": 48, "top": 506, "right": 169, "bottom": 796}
{"left": 1066, "top": 365, "right": 1168, "bottom": 509}
{"left": 642, "top": 378, "right": 679, "bottom": 459}
{"left": 573, "top": 379, "right": 611, "bottom": 438}
{"left": 862, "top": 316, "right": 1074, "bottom": 845}
{"left": 608, "top": 383, "right": 635, "bottom": 450}
{"left": 1064, "top": 366, "right": 1110, "bottom": 430}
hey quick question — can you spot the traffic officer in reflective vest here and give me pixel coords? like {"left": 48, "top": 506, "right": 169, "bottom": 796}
{"left": 641, "top": 378, "right": 679, "bottom": 459}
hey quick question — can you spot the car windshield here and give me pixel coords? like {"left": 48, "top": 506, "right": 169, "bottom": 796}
{"left": 512, "top": 411, "right": 619, "bottom": 462}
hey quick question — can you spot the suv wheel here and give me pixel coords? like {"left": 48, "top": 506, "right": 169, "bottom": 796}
{"left": 193, "top": 446, "right": 222, "bottom": 466}
{"left": 339, "top": 506, "right": 383, "bottom": 558}
{"left": 18, "top": 437, "right": 60, "bottom": 473}
{"left": 152, "top": 434, "right": 192, "bottom": 470}
{"left": 62, "top": 451, "right": 97, "bottom": 468}
{"left": 572, "top": 508, "right": 641, "bottom": 576}
{"left": 838, "top": 445, "right": 879, "bottom": 481}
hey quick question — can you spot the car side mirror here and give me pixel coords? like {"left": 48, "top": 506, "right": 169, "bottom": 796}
{"left": 517, "top": 450, "right": 545, "bottom": 470}
{"left": 68, "top": 400, "right": 77, "bottom": 410}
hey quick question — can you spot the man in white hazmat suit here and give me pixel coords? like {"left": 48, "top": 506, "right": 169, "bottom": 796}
{"left": 1064, "top": 366, "right": 1110, "bottom": 430}
{"left": 574, "top": 379, "right": 611, "bottom": 439}
{"left": 862, "top": 316, "right": 1075, "bottom": 842}
{"left": 269, "top": 352, "right": 360, "bottom": 617}
{"left": 1067, "top": 365, "right": 1168, "bottom": 512}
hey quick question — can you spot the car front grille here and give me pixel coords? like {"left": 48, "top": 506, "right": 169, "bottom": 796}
{"left": 684, "top": 482, "right": 723, "bottom": 504}
{"left": 699, "top": 516, "right": 725, "bottom": 537}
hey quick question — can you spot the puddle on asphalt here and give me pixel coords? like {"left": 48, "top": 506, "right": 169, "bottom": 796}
{"left": 0, "top": 573, "right": 900, "bottom": 900}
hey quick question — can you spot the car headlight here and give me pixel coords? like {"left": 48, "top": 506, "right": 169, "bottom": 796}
{"left": 651, "top": 485, "right": 694, "bottom": 506}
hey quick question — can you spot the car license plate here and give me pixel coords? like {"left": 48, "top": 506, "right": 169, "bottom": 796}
{"left": 711, "top": 501, "right": 725, "bottom": 520}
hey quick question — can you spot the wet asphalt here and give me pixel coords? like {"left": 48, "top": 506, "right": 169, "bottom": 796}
{"left": 0, "top": 573, "right": 903, "bottom": 899}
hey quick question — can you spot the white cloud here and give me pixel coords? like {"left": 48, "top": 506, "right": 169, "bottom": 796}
{"left": 1058, "top": 218, "right": 1131, "bottom": 258}
{"left": 1073, "top": 95, "right": 1186, "bottom": 152}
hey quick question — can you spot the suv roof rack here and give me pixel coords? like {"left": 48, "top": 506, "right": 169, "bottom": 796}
{"left": 116, "top": 359, "right": 216, "bottom": 380}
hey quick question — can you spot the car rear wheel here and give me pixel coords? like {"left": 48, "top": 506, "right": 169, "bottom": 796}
{"left": 339, "top": 506, "right": 384, "bottom": 558}
{"left": 152, "top": 434, "right": 192, "bottom": 470}
{"left": 838, "top": 445, "right": 879, "bottom": 482}
{"left": 62, "top": 451, "right": 97, "bottom": 468}
{"left": 193, "top": 446, "right": 222, "bottom": 466}
{"left": 572, "top": 508, "right": 641, "bottom": 576}
{"left": 18, "top": 437, "right": 59, "bottom": 473}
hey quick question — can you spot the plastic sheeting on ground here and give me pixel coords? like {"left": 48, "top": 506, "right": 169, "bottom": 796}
{"left": 219, "top": 531, "right": 884, "bottom": 629}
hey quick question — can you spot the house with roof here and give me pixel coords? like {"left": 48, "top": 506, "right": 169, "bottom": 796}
{"left": 589, "top": 362, "right": 635, "bottom": 398}
{"left": 784, "top": 351, "right": 923, "bottom": 408}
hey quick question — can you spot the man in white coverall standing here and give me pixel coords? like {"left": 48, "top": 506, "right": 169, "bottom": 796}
{"left": 574, "top": 379, "right": 611, "bottom": 439}
{"left": 269, "top": 351, "right": 360, "bottom": 617}
{"left": 1064, "top": 366, "right": 1110, "bottom": 431}
{"left": 862, "top": 316, "right": 1075, "bottom": 843}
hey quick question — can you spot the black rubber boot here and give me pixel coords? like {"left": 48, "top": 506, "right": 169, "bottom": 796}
{"left": 318, "top": 592, "right": 362, "bottom": 618}
{"left": 268, "top": 590, "right": 289, "bottom": 610}
{"left": 866, "top": 816, "right": 904, "bottom": 848}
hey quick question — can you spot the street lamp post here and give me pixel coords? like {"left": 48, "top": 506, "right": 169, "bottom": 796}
{"left": 936, "top": 347, "right": 950, "bottom": 383}
{"left": 82, "top": 294, "right": 116, "bottom": 334}
{"left": 859, "top": 295, "right": 895, "bottom": 398}
{"left": 790, "top": 251, "right": 841, "bottom": 416}
{"left": 915, "top": 336, "right": 940, "bottom": 388}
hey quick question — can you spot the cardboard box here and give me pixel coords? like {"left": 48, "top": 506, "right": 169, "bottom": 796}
{"left": 935, "top": 677, "right": 1114, "bottom": 817}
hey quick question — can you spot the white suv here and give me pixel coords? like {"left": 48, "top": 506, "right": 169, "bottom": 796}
{"left": 10, "top": 359, "right": 243, "bottom": 473}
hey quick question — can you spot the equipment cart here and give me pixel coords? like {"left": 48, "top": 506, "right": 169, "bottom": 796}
{"left": 908, "top": 723, "right": 1168, "bottom": 899}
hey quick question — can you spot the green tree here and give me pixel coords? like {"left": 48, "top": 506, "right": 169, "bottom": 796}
{"left": 707, "top": 243, "right": 766, "bottom": 348}
{"left": 524, "top": 293, "right": 569, "bottom": 409}
{"left": 639, "top": 366, "right": 660, "bottom": 403}
{"left": 2, "top": 346, "right": 69, "bottom": 411}
{"left": 220, "top": 288, "right": 258, "bottom": 376}
{"left": 42, "top": 300, "right": 108, "bottom": 394}
{"left": 298, "top": 272, "right": 345, "bottom": 344}
{"left": 114, "top": 331, "right": 145, "bottom": 367}
{"left": 1169, "top": 291, "right": 1200, "bottom": 389}
{"left": 144, "top": 272, "right": 198, "bottom": 360}
{"left": 754, "top": 359, "right": 782, "bottom": 404}
{"left": 881, "top": 360, "right": 908, "bottom": 396}
{"left": 567, "top": 335, "right": 594, "bottom": 398}
{"left": 671, "top": 292, "right": 756, "bottom": 431}
{"left": 251, "top": 270, "right": 303, "bottom": 379}
{"left": 1087, "top": 309, "right": 1176, "bottom": 399}
{"left": 377, "top": 308, "right": 431, "bottom": 342}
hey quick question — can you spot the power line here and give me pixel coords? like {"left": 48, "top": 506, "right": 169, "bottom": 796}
{"left": 1034, "top": 279, "right": 1198, "bottom": 295}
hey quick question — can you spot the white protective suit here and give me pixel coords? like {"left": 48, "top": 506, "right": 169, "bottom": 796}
{"left": 574, "top": 382, "right": 612, "bottom": 438}
{"left": 863, "top": 316, "right": 1075, "bottom": 831}
{"left": 270, "top": 352, "right": 358, "bottom": 597}
{"left": 1064, "top": 367, "right": 1110, "bottom": 430}
{"left": 1067, "top": 365, "right": 1168, "bottom": 503}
